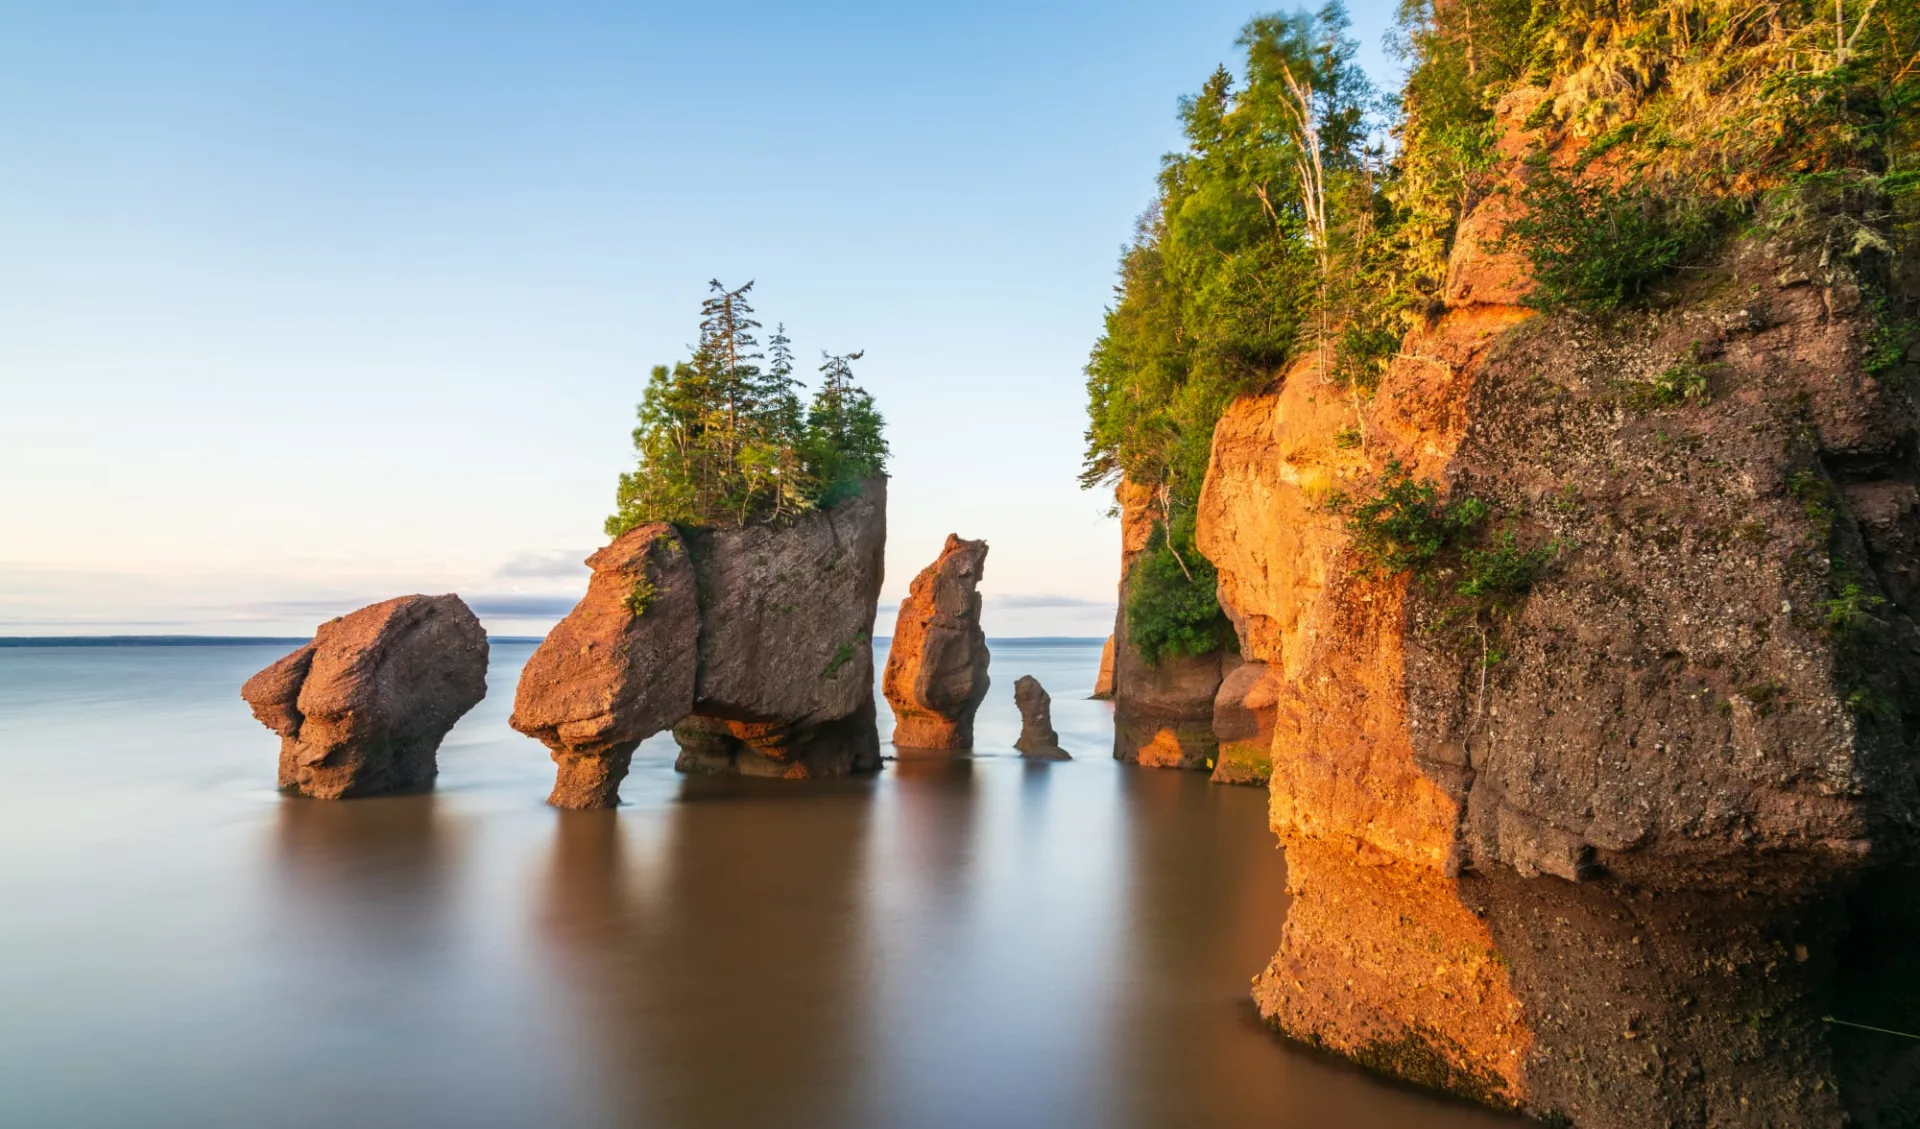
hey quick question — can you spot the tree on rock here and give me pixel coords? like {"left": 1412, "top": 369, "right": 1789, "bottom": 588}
{"left": 608, "top": 282, "right": 889, "bottom": 535}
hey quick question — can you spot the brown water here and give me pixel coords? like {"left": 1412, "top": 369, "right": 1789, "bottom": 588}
{"left": 0, "top": 639, "right": 1519, "bottom": 1129}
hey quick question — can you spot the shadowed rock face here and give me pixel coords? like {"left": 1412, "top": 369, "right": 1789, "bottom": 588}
{"left": 883, "top": 534, "right": 990, "bottom": 750}
{"left": 243, "top": 594, "right": 488, "bottom": 799}
{"left": 509, "top": 524, "right": 700, "bottom": 809}
{"left": 514, "top": 479, "right": 888, "bottom": 806}
{"left": 1013, "top": 675, "right": 1069, "bottom": 760}
{"left": 1197, "top": 88, "right": 1920, "bottom": 1125}
{"left": 1110, "top": 479, "right": 1226, "bottom": 770}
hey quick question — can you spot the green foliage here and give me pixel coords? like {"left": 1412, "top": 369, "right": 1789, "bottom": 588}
{"left": 1822, "top": 582, "right": 1888, "bottom": 636}
{"left": 823, "top": 634, "right": 867, "bottom": 679}
{"left": 607, "top": 282, "right": 888, "bottom": 536}
{"left": 1457, "top": 532, "right": 1557, "bottom": 599}
{"left": 1629, "top": 345, "right": 1715, "bottom": 408}
{"left": 1328, "top": 459, "right": 1489, "bottom": 576}
{"left": 1124, "top": 511, "right": 1235, "bottom": 666}
{"left": 1502, "top": 161, "right": 1722, "bottom": 311}
{"left": 1083, "top": 3, "right": 1375, "bottom": 513}
{"left": 623, "top": 574, "right": 659, "bottom": 618}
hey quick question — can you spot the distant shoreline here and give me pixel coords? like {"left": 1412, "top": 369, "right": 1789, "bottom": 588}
{"left": 0, "top": 635, "right": 1105, "bottom": 648}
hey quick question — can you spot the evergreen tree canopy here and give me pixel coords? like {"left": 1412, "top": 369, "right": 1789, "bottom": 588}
{"left": 1083, "top": 2, "right": 1376, "bottom": 663}
{"left": 607, "top": 281, "right": 888, "bottom": 536}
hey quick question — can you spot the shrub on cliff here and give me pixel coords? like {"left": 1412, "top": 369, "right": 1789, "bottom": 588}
{"left": 1125, "top": 510, "right": 1235, "bottom": 666}
{"left": 607, "top": 281, "right": 888, "bottom": 535}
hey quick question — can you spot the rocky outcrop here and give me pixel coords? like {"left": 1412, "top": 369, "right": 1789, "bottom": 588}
{"left": 1198, "top": 90, "right": 1920, "bottom": 1125}
{"left": 1013, "top": 675, "right": 1069, "bottom": 760}
{"left": 515, "top": 478, "right": 888, "bottom": 805}
{"left": 1208, "top": 660, "right": 1275, "bottom": 786}
{"left": 1092, "top": 635, "right": 1115, "bottom": 699}
{"left": 509, "top": 525, "right": 700, "bottom": 808}
{"left": 243, "top": 594, "right": 488, "bottom": 798}
{"left": 882, "top": 534, "right": 990, "bottom": 750}
{"left": 1110, "top": 479, "right": 1226, "bottom": 769}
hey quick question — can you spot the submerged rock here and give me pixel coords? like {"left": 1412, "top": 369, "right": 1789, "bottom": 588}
{"left": 882, "top": 534, "right": 991, "bottom": 750}
{"left": 514, "top": 479, "right": 887, "bottom": 803}
{"left": 1013, "top": 675, "right": 1069, "bottom": 760}
{"left": 509, "top": 524, "right": 700, "bottom": 809}
{"left": 242, "top": 594, "right": 487, "bottom": 798}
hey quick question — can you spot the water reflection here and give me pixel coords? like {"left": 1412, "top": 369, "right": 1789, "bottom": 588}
{"left": 539, "top": 782, "right": 876, "bottom": 1129}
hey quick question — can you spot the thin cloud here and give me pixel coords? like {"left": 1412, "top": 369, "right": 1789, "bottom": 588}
{"left": 496, "top": 551, "right": 591, "bottom": 579}
{"left": 466, "top": 594, "right": 581, "bottom": 617}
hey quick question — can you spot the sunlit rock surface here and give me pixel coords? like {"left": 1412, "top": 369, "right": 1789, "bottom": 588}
{"left": 517, "top": 478, "right": 887, "bottom": 804}
{"left": 1197, "top": 90, "right": 1920, "bottom": 1126}
{"left": 244, "top": 594, "right": 488, "bottom": 799}
{"left": 882, "top": 533, "right": 990, "bottom": 750}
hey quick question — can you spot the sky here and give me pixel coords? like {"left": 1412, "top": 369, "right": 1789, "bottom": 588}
{"left": 1, "top": 1, "right": 1402, "bottom": 638}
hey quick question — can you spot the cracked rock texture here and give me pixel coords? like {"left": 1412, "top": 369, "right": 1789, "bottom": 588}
{"left": 1198, "top": 90, "right": 1920, "bottom": 1126}
{"left": 883, "top": 533, "right": 990, "bottom": 750}
{"left": 244, "top": 594, "right": 487, "bottom": 799}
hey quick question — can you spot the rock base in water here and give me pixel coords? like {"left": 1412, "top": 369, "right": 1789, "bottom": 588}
{"left": 672, "top": 700, "right": 882, "bottom": 779}
{"left": 882, "top": 534, "right": 991, "bottom": 750}
{"left": 1013, "top": 675, "right": 1069, "bottom": 760}
{"left": 242, "top": 594, "right": 488, "bottom": 799}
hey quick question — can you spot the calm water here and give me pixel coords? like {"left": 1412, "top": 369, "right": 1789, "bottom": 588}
{"left": 0, "top": 639, "right": 1516, "bottom": 1129}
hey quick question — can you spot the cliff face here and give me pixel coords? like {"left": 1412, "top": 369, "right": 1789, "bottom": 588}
{"left": 1110, "top": 478, "right": 1230, "bottom": 772}
{"left": 1197, "top": 95, "right": 1920, "bottom": 1124}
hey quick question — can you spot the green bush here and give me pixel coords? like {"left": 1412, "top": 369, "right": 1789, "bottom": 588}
{"left": 1503, "top": 163, "right": 1722, "bottom": 312}
{"left": 1124, "top": 516, "right": 1234, "bottom": 666}
{"left": 1457, "top": 532, "right": 1556, "bottom": 598}
{"left": 623, "top": 574, "right": 658, "bottom": 618}
{"left": 1628, "top": 345, "right": 1715, "bottom": 409}
{"left": 1329, "top": 459, "right": 1489, "bottom": 576}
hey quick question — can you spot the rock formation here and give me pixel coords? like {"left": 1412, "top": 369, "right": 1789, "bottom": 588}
{"left": 1195, "top": 87, "right": 1920, "bottom": 1125}
{"left": 513, "top": 478, "right": 888, "bottom": 805}
{"left": 242, "top": 594, "right": 488, "bottom": 798}
{"left": 1091, "top": 635, "right": 1115, "bottom": 699}
{"left": 1012, "top": 675, "right": 1069, "bottom": 760}
{"left": 509, "top": 525, "right": 700, "bottom": 808}
{"left": 1109, "top": 479, "right": 1225, "bottom": 769}
{"left": 882, "top": 534, "right": 990, "bottom": 750}
{"left": 1208, "top": 660, "right": 1274, "bottom": 786}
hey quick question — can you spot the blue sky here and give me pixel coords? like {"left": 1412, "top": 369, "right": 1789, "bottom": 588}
{"left": 0, "top": 1, "right": 1401, "bottom": 636}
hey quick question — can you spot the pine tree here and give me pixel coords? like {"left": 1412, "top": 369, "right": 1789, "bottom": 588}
{"left": 606, "top": 287, "right": 888, "bottom": 536}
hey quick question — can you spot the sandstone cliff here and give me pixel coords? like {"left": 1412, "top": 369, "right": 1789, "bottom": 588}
{"left": 1110, "top": 479, "right": 1228, "bottom": 771}
{"left": 1196, "top": 93, "right": 1920, "bottom": 1125}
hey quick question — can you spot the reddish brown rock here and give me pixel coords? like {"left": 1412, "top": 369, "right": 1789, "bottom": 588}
{"left": 1013, "top": 675, "right": 1069, "bottom": 760}
{"left": 1091, "top": 634, "right": 1115, "bottom": 699}
{"left": 510, "top": 524, "right": 699, "bottom": 809}
{"left": 1195, "top": 89, "right": 1920, "bottom": 1126}
{"left": 882, "top": 534, "right": 990, "bottom": 750}
{"left": 1208, "top": 660, "right": 1274, "bottom": 786}
{"left": 242, "top": 594, "right": 488, "bottom": 799}
{"left": 515, "top": 479, "right": 887, "bottom": 800}
{"left": 1109, "top": 477, "right": 1227, "bottom": 769}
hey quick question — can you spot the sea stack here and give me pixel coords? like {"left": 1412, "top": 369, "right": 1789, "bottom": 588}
{"left": 242, "top": 594, "right": 488, "bottom": 799}
{"left": 514, "top": 478, "right": 888, "bottom": 805}
{"left": 882, "top": 534, "right": 990, "bottom": 750}
{"left": 509, "top": 524, "right": 700, "bottom": 808}
{"left": 1012, "top": 675, "right": 1069, "bottom": 760}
